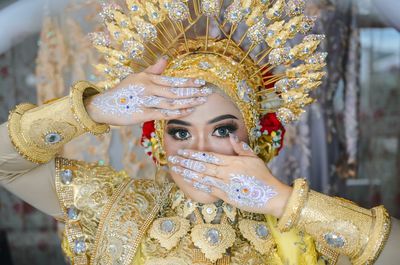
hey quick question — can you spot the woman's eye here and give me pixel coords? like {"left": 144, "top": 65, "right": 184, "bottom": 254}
{"left": 168, "top": 129, "right": 191, "bottom": 140}
{"left": 213, "top": 126, "right": 236, "bottom": 138}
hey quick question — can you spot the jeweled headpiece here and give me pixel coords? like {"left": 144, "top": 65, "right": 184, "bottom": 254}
{"left": 90, "top": 0, "right": 326, "bottom": 164}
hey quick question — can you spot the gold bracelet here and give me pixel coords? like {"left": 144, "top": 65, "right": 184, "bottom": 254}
{"left": 7, "top": 103, "right": 44, "bottom": 164}
{"left": 352, "top": 206, "right": 391, "bottom": 265}
{"left": 69, "top": 81, "right": 110, "bottom": 135}
{"left": 7, "top": 81, "right": 109, "bottom": 164}
{"left": 293, "top": 190, "right": 392, "bottom": 263}
{"left": 277, "top": 178, "right": 309, "bottom": 232}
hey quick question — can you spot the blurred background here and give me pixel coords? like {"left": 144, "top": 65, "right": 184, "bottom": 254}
{"left": 0, "top": 0, "right": 399, "bottom": 264}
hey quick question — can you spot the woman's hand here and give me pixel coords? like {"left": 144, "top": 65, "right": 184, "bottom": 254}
{"left": 167, "top": 134, "right": 293, "bottom": 217}
{"left": 85, "top": 58, "right": 211, "bottom": 126}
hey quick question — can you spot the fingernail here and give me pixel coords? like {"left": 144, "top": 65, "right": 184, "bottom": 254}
{"left": 177, "top": 149, "right": 185, "bottom": 155}
{"left": 242, "top": 143, "right": 251, "bottom": 151}
{"left": 197, "top": 97, "right": 207, "bottom": 103}
{"left": 194, "top": 79, "right": 206, "bottom": 86}
{"left": 230, "top": 133, "right": 239, "bottom": 143}
{"left": 168, "top": 156, "right": 179, "bottom": 164}
{"left": 171, "top": 166, "right": 182, "bottom": 173}
{"left": 162, "top": 55, "right": 169, "bottom": 61}
{"left": 200, "top": 87, "right": 213, "bottom": 95}
{"left": 186, "top": 108, "right": 195, "bottom": 113}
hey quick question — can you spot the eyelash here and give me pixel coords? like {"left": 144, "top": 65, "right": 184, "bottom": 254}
{"left": 166, "top": 122, "right": 238, "bottom": 141}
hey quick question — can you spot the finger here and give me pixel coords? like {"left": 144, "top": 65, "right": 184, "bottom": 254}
{"left": 170, "top": 165, "right": 203, "bottom": 183}
{"left": 197, "top": 176, "right": 229, "bottom": 198}
{"left": 148, "top": 107, "right": 195, "bottom": 120}
{"left": 150, "top": 74, "right": 206, "bottom": 87}
{"left": 177, "top": 149, "right": 226, "bottom": 166}
{"left": 143, "top": 57, "right": 168, "bottom": 74}
{"left": 229, "top": 133, "right": 257, "bottom": 157}
{"left": 150, "top": 84, "right": 213, "bottom": 99}
{"left": 168, "top": 155, "right": 223, "bottom": 179}
{"left": 143, "top": 96, "right": 208, "bottom": 109}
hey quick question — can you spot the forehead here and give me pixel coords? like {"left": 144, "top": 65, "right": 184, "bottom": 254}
{"left": 175, "top": 92, "right": 244, "bottom": 125}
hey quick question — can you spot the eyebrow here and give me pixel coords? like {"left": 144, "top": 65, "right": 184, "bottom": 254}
{"left": 167, "top": 120, "right": 191, "bottom": 126}
{"left": 167, "top": 114, "right": 238, "bottom": 127}
{"left": 207, "top": 114, "right": 238, "bottom": 124}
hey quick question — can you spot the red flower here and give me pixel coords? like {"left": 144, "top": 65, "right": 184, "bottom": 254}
{"left": 141, "top": 120, "right": 155, "bottom": 139}
{"left": 259, "top": 113, "right": 286, "bottom": 152}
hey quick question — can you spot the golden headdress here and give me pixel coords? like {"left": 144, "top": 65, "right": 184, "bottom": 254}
{"left": 89, "top": 0, "right": 326, "bottom": 163}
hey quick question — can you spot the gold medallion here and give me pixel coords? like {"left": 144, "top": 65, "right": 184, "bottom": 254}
{"left": 191, "top": 223, "right": 236, "bottom": 262}
{"left": 183, "top": 199, "right": 198, "bottom": 218}
{"left": 149, "top": 216, "right": 190, "bottom": 250}
{"left": 222, "top": 202, "right": 236, "bottom": 222}
{"left": 238, "top": 219, "right": 274, "bottom": 254}
{"left": 201, "top": 204, "right": 218, "bottom": 223}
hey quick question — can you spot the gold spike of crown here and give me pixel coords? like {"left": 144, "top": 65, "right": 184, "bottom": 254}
{"left": 89, "top": 0, "right": 327, "bottom": 162}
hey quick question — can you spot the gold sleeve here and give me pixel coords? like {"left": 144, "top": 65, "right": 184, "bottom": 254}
{"left": 7, "top": 81, "right": 109, "bottom": 164}
{"left": 278, "top": 179, "right": 392, "bottom": 265}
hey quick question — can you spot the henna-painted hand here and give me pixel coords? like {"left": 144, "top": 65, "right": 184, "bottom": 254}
{"left": 167, "top": 134, "right": 292, "bottom": 217}
{"left": 85, "top": 58, "right": 211, "bottom": 126}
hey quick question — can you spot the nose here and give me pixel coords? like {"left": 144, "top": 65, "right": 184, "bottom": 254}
{"left": 192, "top": 134, "right": 212, "bottom": 152}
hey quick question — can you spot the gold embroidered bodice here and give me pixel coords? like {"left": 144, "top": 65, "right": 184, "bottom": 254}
{"left": 55, "top": 158, "right": 335, "bottom": 265}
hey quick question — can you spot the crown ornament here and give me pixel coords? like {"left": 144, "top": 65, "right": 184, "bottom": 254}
{"left": 89, "top": 0, "right": 327, "bottom": 162}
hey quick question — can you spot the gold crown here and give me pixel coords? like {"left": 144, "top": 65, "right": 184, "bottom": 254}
{"left": 89, "top": 0, "right": 326, "bottom": 162}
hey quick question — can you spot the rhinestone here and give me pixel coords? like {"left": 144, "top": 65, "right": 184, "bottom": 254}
{"left": 256, "top": 224, "right": 269, "bottom": 239}
{"left": 324, "top": 233, "right": 345, "bottom": 248}
{"left": 243, "top": 7, "right": 251, "bottom": 15}
{"left": 44, "top": 132, "right": 62, "bottom": 144}
{"left": 160, "top": 219, "right": 175, "bottom": 233}
{"left": 131, "top": 5, "right": 138, "bottom": 11}
{"left": 206, "top": 207, "right": 213, "bottom": 214}
{"left": 205, "top": 228, "right": 221, "bottom": 245}
{"left": 67, "top": 206, "right": 79, "bottom": 220}
{"left": 73, "top": 238, "right": 86, "bottom": 254}
{"left": 198, "top": 61, "right": 212, "bottom": 70}
{"left": 60, "top": 169, "right": 73, "bottom": 184}
{"left": 267, "top": 30, "right": 275, "bottom": 37}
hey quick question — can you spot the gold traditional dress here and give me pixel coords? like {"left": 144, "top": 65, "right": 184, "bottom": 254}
{"left": 1, "top": 0, "right": 398, "bottom": 265}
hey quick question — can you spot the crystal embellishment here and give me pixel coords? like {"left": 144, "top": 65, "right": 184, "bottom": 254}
{"left": 60, "top": 169, "right": 73, "bottom": 184}
{"left": 255, "top": 224, "right": 269, "bottom": 239}
{"left": 44, "top": 132, "right": 62, "bottom": 144}
{"left": 73, "top": 238, "right": 86, "bottom": 254}
{"left": 160, "top": 219, "right": 175, "bottom": 233}
{"left": 67, "top": 206, "right": 79, "bottom": 220}
{"left": 236, "top": 80, "right": 252, "bottom": 103}
{"left": 205, "top": 228, "right": 221, "bottom": 245}
{"left": 324, "top": 232, "right": 345, "bottom": 248}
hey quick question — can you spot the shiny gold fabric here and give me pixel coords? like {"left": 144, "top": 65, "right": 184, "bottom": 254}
{"left": 56, "top": 158, "right": 330, "bottom": 265}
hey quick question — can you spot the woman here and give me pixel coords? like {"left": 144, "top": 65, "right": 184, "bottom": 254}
{"left": 1, "top": 0, "right": 399, "bottom": 264}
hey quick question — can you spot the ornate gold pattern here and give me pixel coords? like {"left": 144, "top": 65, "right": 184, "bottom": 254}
{"left": 294, "top": 188, "right": 392, "bottom": 264}
{"left": 91, "top": 0, "right": 326, "bottom": 163}
{"left": 55, "top": 157, "right": 130, "bottom": 265}
{"left": 69, "top": 81, "right": 110, "bottom": 135}
{"left": 91, "top": 179, "right": 172, "bottom": 265}
{"left": 201, "top": 203, "right": 218, "bottom": 223}
{"left": 54, "top": 161, "right": 334, "bottom": 264}
{"left": 191, "top": 223, "right": 236, "bottom": 262}
{"left": 7, "top": 81, "right": 109, "bottom": 164}
{"left": 278, "top": 178, "right": 309, "bottom": 231}
{"left": 238, "top": 219, "right": 274, "bottom": 255}
{"left": 352, "top": 206, "right": 391, "bottom": 265}
{"left": 149, "top": 216, "right": 191, "bottom": 250}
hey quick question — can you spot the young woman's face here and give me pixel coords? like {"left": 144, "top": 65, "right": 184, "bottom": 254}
{"left": 164, "top": 89, "right": 249, "bottom": 204}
